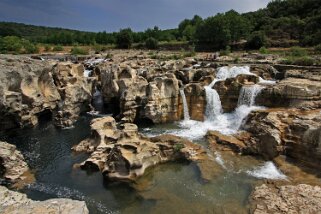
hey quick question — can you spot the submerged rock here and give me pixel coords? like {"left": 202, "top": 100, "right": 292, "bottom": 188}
{"left": 0, "top": 186, "right": 89, "bottom": 214}
{"left": 250, "top": 184, "right": 321, "bottom": 214}
{"left": 73, "top": 116, "right": 217, "bottom": 181}
{"left": 0, "top": 141, "right": 33, "bottom": 187}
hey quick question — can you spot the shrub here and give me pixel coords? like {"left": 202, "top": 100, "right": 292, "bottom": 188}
{"left": 116, "top": 28, "right": 133, "bottom": 49}
{"left": 70, "top": 46, "right": 89, "bottom": 55}
{"left": 314, "top": 44, "right": 321, "bottom": 54}
{"left": 290, "top": 46, "right": 307, "bottom": 57}
{"left": 281, "top": 56, "right": 315, "bottom": 66}
{"left": 145, "top": 37, "right": 158, "bottom": 49}
{"left": 44, "top": 44, "right": 52, "bottom": 52}
{"left": 174, "top": 143, "right": 184, "bottom": 152}
{"left": 220, "top": 45, "right": 231, "bottom": 56}
{"left": 259, "top": 46, "right": 269, "bottom": 54}
{"left": 1, "top": 36, "right": 23, "bottom": 53}
{"left": 293, "top": 56, "right": 314, "bottom": 66}
{"left": 247, "top": 31, "right": 267, "bottom": 49}
{"left": 53, "top": 45, "right": 63, "bottom": 52}
{"left": 23, "top": 41, "right": 39, "bottom": 54}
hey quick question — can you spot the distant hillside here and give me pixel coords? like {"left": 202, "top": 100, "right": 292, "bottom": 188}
{"left": 244, "top": 0, "right": 321, "bottom": 47}
{"left": 0, "top": 22, "right": 89, "bottom": 43}
{"left": 1, "top": 0, "right": 321, "bottom": 50}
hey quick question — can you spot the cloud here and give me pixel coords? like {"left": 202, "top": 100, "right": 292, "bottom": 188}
{"left": 0, "top": 0, "right": 271, "bottom": 31}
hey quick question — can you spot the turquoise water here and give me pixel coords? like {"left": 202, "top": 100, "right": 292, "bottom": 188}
{"left": 0, "top": 117, "right": 281, "bottom": 214}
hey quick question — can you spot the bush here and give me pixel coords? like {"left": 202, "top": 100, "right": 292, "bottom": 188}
{"left": 174, "top": 143, "right": 185, "bottom": 152}
{"left": 0, "top": 36, "right": 23, "bottom": 53}
{"left": 116, "top": 28, "right": 133, "bottom": 49}
{"left": 23, "top": 41, "right": 39, "bottom": 54}
{"left": 70, "top": 46, "right": 89, "bottom": 55}
{"left": 247, "top": 31, "right": 267, "bottom": 49}
{"left": 281, "top": 56, "right": 315, "bottom": 66}
{"left": 44, "top": 44, "right": 52, "bottom": 52}
{"left": 259, "top": 46, "right": 269, "bottom": 54}
{"left": 53, "top": 45, "right": 63, "bottom": 52}
{"left": 220, "top": 45, "right": 231, "bottom": 56}
{"left": 314, "top": 44, "right": 321, "bottom": 54}
{"left": 290, "top": 46, "right": 307, "bottom": 57}
{"left": 293, "top": 56, "right": 315, "bottom": 66}
{"left": 145, "top": 37, "right": 158, "bottom": 49}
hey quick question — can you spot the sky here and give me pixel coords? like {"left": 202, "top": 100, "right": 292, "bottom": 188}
{"left": 0, "top": 0, "right": 270, "bottom": 32}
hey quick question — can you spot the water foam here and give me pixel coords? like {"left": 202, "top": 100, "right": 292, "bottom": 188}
{"left": 246, "top": 161, "right": 287, "bottom": 180}
{"left": 84, "top": 70, "right": 92, "bottom": 77}
{"left": 26, "top": 182, "right": 117, "bottom": 214}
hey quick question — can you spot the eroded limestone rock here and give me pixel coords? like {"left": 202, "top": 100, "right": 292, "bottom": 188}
{"left": 0, "top": 186, "right": 89, "bottom": 214}
{"left": 0, "top": 55, "right": 60, "bottom": 130}
{"left": 52, "top": 63, "right": 94, "bottom": 127}
{"left": 0, "top": 141, "right": 33, "bottom": 187}
{"left": 250, "top": 184, "right": 321, "bottom": 214}
{"left": 73, "top": 116, "right": 217, "bottom": 181}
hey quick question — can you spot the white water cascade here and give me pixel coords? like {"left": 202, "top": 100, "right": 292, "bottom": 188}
{"left": 237, "top": 85, "right": 264, "bottom": 107}
{"left": 205, "top": 83, "right": 222, "bottom": 121}
{"left": 180, "top": 89, "right": 190, "bottom": 121}
{"left": 168, "top": 66, "right": 266, "bottom": 140}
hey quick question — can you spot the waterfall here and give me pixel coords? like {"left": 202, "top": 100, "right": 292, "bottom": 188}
{"left": 216, "top": 66, "right": 253, "bottom": 80}
{"left": 237, "top": 85, "right": 264, "bottom": 107}
{"left": 204, "top": 66, "right": 254, "bottom": 121}
{"left": 205, "top": 84, "right": 222, "bottom": 121}
{"left": 180, "top": 89, "right": 190, "bottom": 121}
{"left": 173, "top": 66, "right": 265, "bottom": 140}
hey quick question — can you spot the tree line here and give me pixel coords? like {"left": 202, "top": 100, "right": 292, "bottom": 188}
{"left": 1, "top": 0, "right": 321, "bottom": 52}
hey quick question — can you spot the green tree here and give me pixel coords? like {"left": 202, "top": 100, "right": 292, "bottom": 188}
{"left": 247, "top": 31, "right": 267, "bottom": 49}
{"left": 145, "top": 37, "right": 158, "bottom": 49}
{"left": 116, "top": 28, "right": 133, "bottom": 49}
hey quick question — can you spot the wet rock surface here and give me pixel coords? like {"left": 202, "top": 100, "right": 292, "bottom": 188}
{"left": 0, "top": 186, "right": 89, "bottom": 214}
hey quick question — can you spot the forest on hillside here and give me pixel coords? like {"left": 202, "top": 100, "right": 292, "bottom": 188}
{"left": 0, "top": 0, "right": 321, "bottom": 52}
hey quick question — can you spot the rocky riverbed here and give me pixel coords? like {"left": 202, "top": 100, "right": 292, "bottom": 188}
{"left": 0, "top": 50, "right": 320, "bottom": 213}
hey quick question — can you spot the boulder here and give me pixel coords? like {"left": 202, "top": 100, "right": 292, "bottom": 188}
{"left": 0, "top": 186, "right": 89, "bottom": 214}
{"left": 144, "top": 76, "right": 180, "bottom": 123}
{"left": 256, "top": 78, "right": 321, "bottom": 109}
{"left": 206, "top": 130, "right": 246, "bottom": 153}
{"left": 0, "top": 55, "right": 60, "bottom": 131}
{"left": 74, "top": 116, "right": 216, "bottom": 181}
{"left": 239, "top": 108, "right": 321, "bottom": 169}
{"left": 0, "top": 141, "right": 33, "bottom": 187}
{"left": 52, "top": 63, "right": 94, "bottom": 127}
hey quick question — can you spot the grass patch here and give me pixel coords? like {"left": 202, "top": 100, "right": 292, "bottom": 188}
{"left": 174, "top": 143, "right": 185, "bottom": 152}
{"left": 53, "top": 45, "right": 64, "bottom": 52}
{"left": 280, "top": 56, "right": 316, "bottom": 66}
{"left": 259, "top": 46, "right": 269, "bottom": 54}
{"left": 70, "top": 46, "right": 89, "bottom": 55}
